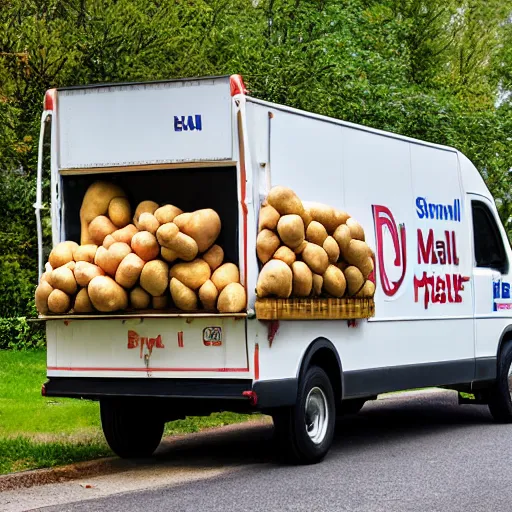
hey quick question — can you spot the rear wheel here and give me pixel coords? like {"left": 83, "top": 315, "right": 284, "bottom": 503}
{"left": 100, "top": 399, "right": 165, "bottom": 458}
{"left": 488, "top": 343, "right": 512, "bottom": 423}
{"left": 272, "top": 366, "right": 335, "bottom": 464}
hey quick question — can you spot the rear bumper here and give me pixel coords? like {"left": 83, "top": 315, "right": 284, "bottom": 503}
{"left": 44, "top": 377, "right": 252, "bottom": 400}
{"left": 43, "top": 376, "right": 298, "bottom": 411}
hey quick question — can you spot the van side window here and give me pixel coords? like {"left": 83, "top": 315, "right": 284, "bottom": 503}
{"left": 472, "top": 201, "right": 509, "bottom": 274}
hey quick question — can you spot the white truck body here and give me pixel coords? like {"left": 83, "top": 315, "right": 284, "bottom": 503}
{"left": 39, "top": 75, "right": 512, "bottom": 415}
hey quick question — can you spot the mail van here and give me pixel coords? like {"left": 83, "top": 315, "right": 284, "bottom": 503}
{"left": 37, "top": 75, "right": 512, "bottom": 464}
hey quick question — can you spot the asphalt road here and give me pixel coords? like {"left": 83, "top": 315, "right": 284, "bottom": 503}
{"left": 7, "top": 389, "right": 512, "bottom": 512}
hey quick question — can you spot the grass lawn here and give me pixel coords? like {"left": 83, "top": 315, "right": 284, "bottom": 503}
{"left": 0, "top": 350, "right": 253, "bottom": 475}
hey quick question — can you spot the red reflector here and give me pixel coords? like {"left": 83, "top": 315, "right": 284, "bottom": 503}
{"left": 230, "top": 74, "right": 247, "bottom": 96}
{"left": 41, "top": 384, "right": 47, "bottom": 397}
{"left": 44, "top": 89, "right": 56, "bottom": 111}
{"left": 242, "top": 390, "right": 258, "bottom": 406}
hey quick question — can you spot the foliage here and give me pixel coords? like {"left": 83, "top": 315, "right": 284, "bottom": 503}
{"left": 0, "top": 0, "right": 512, "bottom": 340}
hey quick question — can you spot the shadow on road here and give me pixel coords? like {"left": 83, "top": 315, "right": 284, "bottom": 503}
{"left": 145, "top": 390, "right": 493, "bottom": 469}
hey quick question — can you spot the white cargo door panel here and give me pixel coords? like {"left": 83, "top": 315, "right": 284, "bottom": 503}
{"left": 56, "top": 77, "right": 233, "bottom": 170}
{"left": 46, "top": 317, "right": 249, "bottom": 378}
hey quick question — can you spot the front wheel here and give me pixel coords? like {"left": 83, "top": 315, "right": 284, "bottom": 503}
{"left": 272, "top": 366, "right": 336, "bottom": 464}
{"left": 488, "top": 343, "right": 512, "bottom": 423}
{"left": 100, "top": 399, "right": 165, "bottom": 458}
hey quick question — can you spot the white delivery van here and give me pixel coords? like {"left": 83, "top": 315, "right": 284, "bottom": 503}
{"left": 37, "top": 74, "right": 512, "bottom": 464}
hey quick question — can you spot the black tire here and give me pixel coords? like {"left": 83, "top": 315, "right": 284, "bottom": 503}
{"left": 272, "top": 366, "right": 335, "bottom": 464}
{"left": 340, "top": 398, "right": 366, "bottom": 415}
{"left": 100, "top": 399, "right": 165, "bottom": 458}
{"left": 488, "top": 343, "right": 512, "bottom": 423}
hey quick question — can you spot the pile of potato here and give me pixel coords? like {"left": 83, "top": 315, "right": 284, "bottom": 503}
{"left": 256, "top": 186, "right": 375, "bottom": 300}
{"left": 35, "top": 181, "right": 246, "bottom": 315}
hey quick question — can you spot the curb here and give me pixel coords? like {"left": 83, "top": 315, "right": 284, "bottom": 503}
{"left": 0, "top": 418, "right": 271, "bottom": 493}
{"left": 0, "top": 457, "right": 134, "bottom": 492}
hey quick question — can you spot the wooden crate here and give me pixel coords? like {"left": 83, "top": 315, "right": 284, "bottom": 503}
{"left": 255, "top": 297, "right": 375, "bottom": 320}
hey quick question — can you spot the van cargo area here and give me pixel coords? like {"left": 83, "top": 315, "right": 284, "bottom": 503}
{"left": 62, "top": 166, "right": 239, "bottom": 266}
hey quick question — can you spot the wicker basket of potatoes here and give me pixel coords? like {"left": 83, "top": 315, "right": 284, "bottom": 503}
{"left": 255, "top": 186, "right": 375, "bottom": 320}
{"left": 35, "top": 181, "right": 247, "bottom": 316}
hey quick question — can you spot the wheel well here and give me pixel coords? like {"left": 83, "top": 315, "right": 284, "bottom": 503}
{"left": 498, "top": 328, "right": 512, "bottom": 361}
{"left": 299, "top": 339, "right": 342, "bottom": 405}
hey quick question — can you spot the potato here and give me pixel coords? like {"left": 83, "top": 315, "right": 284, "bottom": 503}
{"left": 303, "top": 202, "right": 348, "bottom": 234}
{"left": 154, "top": 204, "right": 183, "bottom": 224}
{"left": 139, "top": 260, "right": 169, "bottom": 297}
{"left": 74, "top": 288, "right": 94, "bottom": 313}
{"left": 115, "top": 253, "right": 145, "bottom": 288}
{"left": 88, "top": 276, "right": 128, "bottom": 312}
{"left": 74, "top": 261, "right": 105, "bottom": 287}
{"left": 359, "top": 256, "right": 374, "bottom": 280}
{"left": 161, "top": 247, "right": 179, "bottom": 263}
{"left": 323, "top": 265, "right": 346, "bottom": 297}
{"left": 345, "top": 240, "right": 374, "bottom": 278}
{"left": 64, "top": 261, "right": 76, "bottom": 272}
{"left": 292, "top": 261, "right": 313, "bottom": 297}
{"left": 62, "top": 240, "right": 78, "bottom": 251}
{"left": 199, "top": 280, "right": 218, "bottom": 310}
{"left": 156, "top": 222, "right": 179, "bottom": 247}
{"left": 80, "top": 181, "right": 126, "bottom": 244}
{"left": 306, "top": 221, "right": 328, "bottom": 246}
{"left": 40, "top": 270, "right": 52, "bottom": 285}
{"left": 258, "top": 204, "right": 280, "bottom": 232}
{"left": 138, "top": 212, "right": 160, "bottom": 235}
{"left": 95, "top": 242, "right": 132, "bottom": 276}
{"left": 103, "top": 235, "right": 116, "bottom": 249}
{"left": 293, "top": 241, "right": 308, "bottom": 254}
{"left": 47, "top": 289, "right": 71, "bottom": 314}
{"left": 49, "top": 242, "right": 75, "bottom": 268}
{"left": 203, "top": 244, "right": 224, "bottom": 271}
{"left": 257, "top": 229, "right": 281, "bottom": 264}
{"left": 170, "top": 259, "right": 211, "bottom": 290}
{"left": 312, "top": 274, "right": 323, "bottom": 297}
{"left": 133, "top": 200, "right": 159, "bottom": 228}
{"left": 152, "top": 295, "right": 168, "bottom": 309}
{"left": 108, "top": 197, "right": 131, "bottom": 228}
{"left": 277, "top": 214, "right": 305, "bottom": 249}
{"left": 266, "top": 186, "right": 306, "bottom": 222}
{"left": 347, "top": 218, "right": 365, "bottom": 241}
{"left": 111, "top": 224, "right": 138, "bottom": 245}
{"left": 179, "top": 209, "right": 221, "bottom": 253}
{"left": 356, "top": 280, "right": 376, "bottom": 298}
{"left": 89, "top": 215, "right": 117, "bottom": 245}
{"left": 302, "top": 242, "right": 329, "bottom": 275}
{"left": 170, "top": 278, "right": 197, "bottom": 311}
{"left": 131, "top": 231, "right": 159, "bottom": 261}
{"left": 173, "top": 212, "right": 192, "bottom": 230}
{"left": 333, "top": 224, "right": 351, "bottom": 255}
{"left": 273, "top": 246, "right": 296, "bottom": 266}
{"left": 323, "top": 236, "right": 340, "bottom": 264}
{"left": 168, "top": 233, "right": 198, "bottom": 261}
{"left": 217, "top": 283, "right": 246, "bottom": 313}
{"left": 256, "top": 260, "right": 293, "bottom": 298}
{"left": 211, "top": 263, "right": 240, "bottom": 292}
{"left": 35, "top": 281, "right": 53, "bottom": 314}
{"left": 130, "top": 286, "right": 151, "bottom": 309}
{"left": 51, "top": 266, "right": 77, "bottom": 295}
{"left": 156, "top": 223, "right": 198, "bottom": 261}
{"left": 344, "top": 266, "right": 365, "bottom": 296}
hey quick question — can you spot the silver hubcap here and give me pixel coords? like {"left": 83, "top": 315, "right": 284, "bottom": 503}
{"left": 508, "top": 362, "right": 512, "bottom": 401}
{"left": 305, "top": 386, "right": 329, "bottom": 445}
